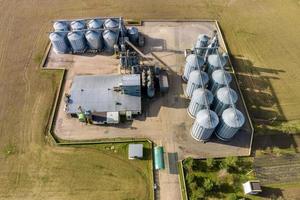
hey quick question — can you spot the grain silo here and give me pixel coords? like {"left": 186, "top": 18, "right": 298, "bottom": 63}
{"left": 194, "top": 34, "right": 209, "bottom": 56}
{"left": 104, "top": 18, "right": 119, "bottom": 29}
{"left": 209, "top": 69, "right": 232, "bottom": 94}
{"left": 212, "top": 87, "right": 238, "bottom": 116}
{"left": 87, "top": 19, "right": 103, "bottom": 29}
{"left": 53, "top": 21, "right": 68, "bottom": 31}
{"left": 85, "top": 30, "right": 102, "bottom": 50}
{"left": 182, "top": 54, "right": 204, "bottom": 81}
{"left": 207, "top": 53, "right": 228, "bottom": 75}
{"left": 70, "top": 20, "right": 85, "bottom": 31}
{"left": 127, "top": 27, "right": 139, "bottom": 45}
{"left": 190, "top": 109, "right": 219, "bottom": 142}
{"left": 103, "top": 29, "right": 117, "bottom": 52}
{"left": 67, "top": 31, "right": 86, "bottom": 53}
{"left": 185, "top": 70, "right": 209, "bottom": 98}
{"left": 188, "top": 88, "right": 214, "bottom": 118}
{"left": 49, "top": 32, "right": 69, "bottom": 54}
{"left": 215, "top": 107, "right": 245, "bottom": 141}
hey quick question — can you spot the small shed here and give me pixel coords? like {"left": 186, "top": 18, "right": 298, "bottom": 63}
{"left": 128, "top": 144, "right": 143, "bottom": 159}
{"left": 243, "top": 180, "right": 262, "bottom": 195}
{"left": 154, "top": 146, "right": 165, "bottom": 170}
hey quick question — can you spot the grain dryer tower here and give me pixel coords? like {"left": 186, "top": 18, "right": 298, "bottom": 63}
{"left": 188, "top": 88, "right": 213, "bottom": 118}
{"left": 215, "top": 107, "right": 245, "bottom": 141}
{"left": 127, "top": 27, "right": 139, "bottom": 45}
{"left": 191, "top": 109, "right": 219, "bottom": 142}
{"left": 182, "top": 54, "right": 204, "bottom": 82}
{"left": 194, "top": 34, "right": 209, "bottom": 56}
{"left": 209, "top": 69, "right": 232, "bottom": 94}
{"left": 212, "top": 87, "right": 238, "bottom": 116}
{"left": 185, "top": 70, "right": 209, "bottom": 98}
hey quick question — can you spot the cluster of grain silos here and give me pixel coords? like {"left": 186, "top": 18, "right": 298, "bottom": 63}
{"left": 49, "top": 18, "right": 138, "bottom": 54}
{"left": 183, "top": 32, "right": 245, "bottom": 142}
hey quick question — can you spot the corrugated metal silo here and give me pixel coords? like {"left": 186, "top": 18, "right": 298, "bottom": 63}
{"left": 207, "top": 53, "right": 228, "bottom": 75}
{"left": 212, "top": 87, "right": 238, "bottom": 116}
{"left": 194, "top": 34, "right": 209, "bottom": 56}
{"left": 70, "top": 20, "right": 85, "bottom": 31}
{"left": 188, "top": 88, "right": 214, "bottom": 118}
{"left": 104, "top": 18, "right": 119, "bottom": 29}
{"left": 215, "top": 107, "right": 245, "bottom": 141}
{"left": 103, "top": 29, "right": 117, "bottom": 52}
{"left": 209, "top": 69, "right": 232, "bottom": 94}
{"left": 87, "top": 19, "right": 103, "bottom": 29}
{"left": 85, "top": 30, "right": 102, "bottom": 50}
{"left": 127, "top": 27, "right": 139, "bottom": 45}
{"left": 185, "top": 70, "right": 209, "bottom": 98}
{"left": 49, "top": 32, "right": 69, "bottom": 54}
{"left": 53, "top": 21, "right": 68, "bottom": 31}
{"left": 182, "top": 54, "right": 204, "bottom": 81}
{"left": 67, "top": 31, "right": 86, "bottom": 53}
{"left": 191, "top": 109, "right": 219, "bottom": 142}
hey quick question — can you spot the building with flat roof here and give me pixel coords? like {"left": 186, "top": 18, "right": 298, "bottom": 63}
{"left": 243, "top": 180, "right": 262, "bottom": 195}
{"left": 128, "top": 144, "right": 143, "bottom": 159}
{"left": 65, "top": 74, "right": 141, "bottom": 124}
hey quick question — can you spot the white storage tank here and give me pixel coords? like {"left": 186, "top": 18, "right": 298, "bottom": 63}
{"left": 127, "top": 27, "right": 139, "bottom": 45}
{"left": 185, "top": 70, "right": 209, "bottom": 98}
{"left": 67, "top": 31, "right": 86, "bottom": 53}
{"left": 194, "top": 34, "right": 209, "bottom": 56}
{"left": 212, "top": 87, "right": 238, "bottom": 116}
{"left": 182, "top": 54, "right": 204, "bottom": 82}
{"left": 49, "top": 32, "right": 69, "bottom": 54}
{"left": 103, "top": 29, "right": 117, "bottom": 52}
{"left": 104, "top": 18, "right": 119, "bottom": 29}
{"left": 53, "top": 21, "right": 68, "bottom": 31}
{"left": 85, "top": 30, "right": 103, "bottom": 50}
{"left": 70, "top": 20, "right": 85, "bottom": 31}
{"left": 188, "top": 88, "right": 214, "bottom": 118}
{"left": 87, "top": 19, "right": 103, "bottom": 29}
{"left": 215, "top": 107, "right": 245, "bottom": 141}
{"left": 207, "top": 53, "right": 228, "bottom": 75}
{"left": 209, "top": 69, "right": 232, "bottom": 94}
{"left": 191, "top": 109, "right": 219, "bottom": 142}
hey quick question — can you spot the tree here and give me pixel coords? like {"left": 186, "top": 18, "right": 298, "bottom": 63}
{"left": 184, "top": 157, "right": 194, "bottom": 172}
{"left": 206, "top": 158, "right": 216, "bottom": 169}
{"left": 222, "top": 156, "right": 238, "bottom": 171}
{"left": 203, "top": 178, "right": 214, "bottom": 192}
{"left": 190, "top": 187, "right": 205, "bottom": 200}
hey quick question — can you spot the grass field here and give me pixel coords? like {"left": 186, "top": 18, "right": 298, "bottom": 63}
{"left": 0, "top": 0, "right": 299, "bottom": 199}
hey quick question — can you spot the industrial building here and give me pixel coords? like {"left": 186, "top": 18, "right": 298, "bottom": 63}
{"left": 65, "top": 74, "right": 141, "bottom": 124}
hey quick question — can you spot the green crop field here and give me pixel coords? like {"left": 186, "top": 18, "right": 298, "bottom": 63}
{"left": 0, "top": 0, "right": 299, "bottom": 199}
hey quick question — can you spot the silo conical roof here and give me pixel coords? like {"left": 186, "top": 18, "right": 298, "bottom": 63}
{"left": 189, "top": 70, "right": 209, "bottom": 86}
{"left": 104, "top": 18, "right": 118, "bottom": 29}
{"left": 216, "top": 87, "right": 238, "bottom": 104}
{"left": 192, "top": 88, "right": 214, "bottom": 105}
{"left": 212, "top": 69, "right": 232, "bottom": 85}
{"left": 71, "top": 20, "right": 85, "bottom": 30}
{"left": 87, "top": 19, "right": 103, "bottom": 29}
{"left": 195, "top": 109, "right": 219, "bottom": 129}
{"left": 208, "top": 53, "right": 227, "bottom": 67}
{"left": 222, "top": 108, "right": 245, "bottom": 128}
{"left": 186, "top": 54, "right": 204, "bottom": 67}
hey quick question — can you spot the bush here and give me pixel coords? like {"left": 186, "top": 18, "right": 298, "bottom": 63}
{"left": 186, "top": 173, "right": 196, "bottom": 184}
{"left": 206, "top": 158, "right": 216, "bottom": 169}
{"left": 221, "top": 157, "right": 239, "bottom": 172}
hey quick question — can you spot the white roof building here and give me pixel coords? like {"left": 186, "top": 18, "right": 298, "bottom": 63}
{"left": 128, "top": 144, "right": 143, "bottom": 159}
{"left": 243, "top": 180, "right": 262, "bottom": 195}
